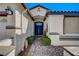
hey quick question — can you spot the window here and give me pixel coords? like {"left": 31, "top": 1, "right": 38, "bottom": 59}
{"left": 36, "top": 23, "right": 42, "bottom": 26}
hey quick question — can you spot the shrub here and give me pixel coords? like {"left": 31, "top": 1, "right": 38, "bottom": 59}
{"left": 27, "top": 36, "right": 35, "bottom": 45}
{"left": 42, "top": 36, "right": 51, "bottom": 46}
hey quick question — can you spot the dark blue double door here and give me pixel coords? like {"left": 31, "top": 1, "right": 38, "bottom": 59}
{"left": 34, "top": 22, "right": 43, "bottom": 35}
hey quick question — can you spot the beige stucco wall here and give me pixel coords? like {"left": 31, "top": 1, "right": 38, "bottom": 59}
{"left": 0, "top": 16, "right": 11, "bottom": 40}
{"left": 26, "top": 16, "right": 34, "bottom": 37}
{"left": 0, "top": 3, "right": 33, "bottom": 55}
{"left": 21, "top": 10, "right": 34, "bottom": 37}
{"left": 22, "top": 12, "right": 29, "bottom": 34}
{"left": 44, "top": 19, "right": 48, "bottom": 35}
{"left": 48, "top": 15, "right": 64, "bottom": 35}
{"left": 15, "top": 9, "right": 34, "bottom": 55}
{"left": 15, "top": 11, "right": 30, "bottom": 55}
{"left": 0, "top": 3, "right": 25, "bottom": 39}
{"left": 15, "top": 10, "right": 22, "bottom": 35}
{"left": 48, "top": 34, "right": 79, "bottom": 46}
{"left": 47, "top": 15, "right": 64, "bottom": 45}
{"left": 0, "top": 4, "right": 16, "bottom": 40}
{"left": 47, "top": 14, "right": 79, "bottom": 46}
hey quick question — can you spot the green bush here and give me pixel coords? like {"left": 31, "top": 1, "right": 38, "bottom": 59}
{"left": 27, "top": 36, "right": 35, "bottom": 45}
{"left": 42, "top": 36, "right": 51, "bottom": 46}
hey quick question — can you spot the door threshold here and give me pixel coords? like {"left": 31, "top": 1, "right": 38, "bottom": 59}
{"left": 35, "top": 35, "right": 43, "bottom": 37}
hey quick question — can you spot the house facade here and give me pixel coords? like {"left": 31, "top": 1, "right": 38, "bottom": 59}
{"left": 47, "top": 11, "right": 79, "bottom": 46}
{"left": 0, "top": 4, "right": 79, "bottom": 56}
{"left": 29, "top": 5, "right": 79, "bottom": 46}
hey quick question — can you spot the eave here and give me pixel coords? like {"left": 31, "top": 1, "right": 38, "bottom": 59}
{"left": 47, "top": 11, "right": 79, "bottom": 16}
{"left": 21, "top": 3, "right": 35, "bottom": 21}
{"left": 29, "top": 4, "right": 50, "bottom": 11}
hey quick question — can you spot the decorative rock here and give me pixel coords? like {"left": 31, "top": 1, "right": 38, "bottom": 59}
{"left": 27, "top": 38, "right": 63, "bottom": 56}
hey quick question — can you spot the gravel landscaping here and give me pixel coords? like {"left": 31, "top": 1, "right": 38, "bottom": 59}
{"left": 27, "top": 38, "right": 63, "bottom": 56}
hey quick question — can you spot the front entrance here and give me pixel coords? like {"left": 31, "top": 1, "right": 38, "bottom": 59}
{"left": 34, "top": 22, "right": 43, "bottom": 35}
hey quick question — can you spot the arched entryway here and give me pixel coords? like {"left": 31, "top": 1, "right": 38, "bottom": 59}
{"left": 34, "top": 22, "right": 43, "bottom": 36}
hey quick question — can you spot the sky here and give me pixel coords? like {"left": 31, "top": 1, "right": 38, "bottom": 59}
{"left": 25, "top": 3, "right": 79, "bottom": 11}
